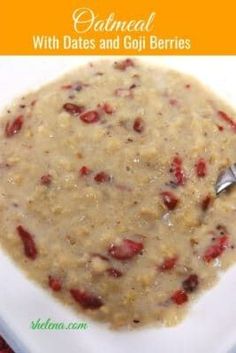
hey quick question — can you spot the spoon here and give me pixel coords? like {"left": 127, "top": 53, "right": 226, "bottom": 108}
{"left": 215, "top": 164, "right": 236, "bottom": 195}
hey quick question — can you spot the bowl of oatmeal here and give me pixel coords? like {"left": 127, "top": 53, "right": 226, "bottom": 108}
{"left": 0, "top": 56, "right": 236, "bottom": 353}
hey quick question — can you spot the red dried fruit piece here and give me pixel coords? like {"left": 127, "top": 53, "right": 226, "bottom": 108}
{"left": 108, "top": 239, "right": 143, "bottom": 260}
{"left": 16, "top": 225, "right": 38, "bottom": 260}
{"left": 48, "top": 275, "right": 62, "bottom": 292}
{"left": 80, "top": 110, "right": 100, "bottom": 124}
{"left": 201, "top": 194, "right": 212, "bottom": 211}
{"left": 171, "top": 156, "right": 186, "bottom": 186}
{"left": 159, "top": 257, "right": 177, "bottom": 271}
{"left": 106, "top": 268, "right": 123, "bottom": 278}
{"left": 203, "top": 235, "right": 229, "bottom": 263}
{"left": 133, "top": 117, "right": 144, "bottom": 133}
{"left": 79, "top": 166, "right": 91, "bottom": 176}
{"left": 218, "top": 110, "right": 236, "bottom": 132}
{"left": 171, "top": 289, "right": 188, "bottom": 305}
{"left": 182, "top": 274, "right": 199, "bottom": 292}
{"left": 161, "top": 191, "right": 179, "bottom": 210}
{"left": 94, "top": 171, "right": 111, "bottom": 183}
{"left": 115, "top": 88, "right": 133, "bottom": 97}
{"left": 63, "top": 103, "right": 85, "bottom": 116}
{"left": 5, "top": 115, "right": 24, "bottom": 137}
{"left": 195, "top": 158, "right": 207, "bottom": 177}
{"left": 40, "top": 174, "right": 52, "bottom": 186}
{"left": 70, "top": 289, "right": 103, "bottom": 309}
{"left": 98, "top": 103, "right": 114, "bottom": 115}
{"left": 114, "top": 59, "right": 134, "bottom": 71}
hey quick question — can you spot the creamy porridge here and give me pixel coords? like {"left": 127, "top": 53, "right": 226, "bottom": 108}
{"left": 1, "top": 58, "right": 236, "bottom": 328}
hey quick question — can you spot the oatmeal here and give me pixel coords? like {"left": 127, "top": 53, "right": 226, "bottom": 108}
{"left": 1, "top": 58, "right": 236, "bottom": 328}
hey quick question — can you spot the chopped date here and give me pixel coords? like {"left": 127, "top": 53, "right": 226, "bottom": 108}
{"left": 133, "top": 117, "right": 144, "bottom": 133}
{"left": 16, "top": 225, "right": 37, "bottom": 260}
{"left": 48, "top": 275, "right": 62, "bottom": 292}
{"left": 129, "top": 84, "right": 137, "bottom": 90}
{"left": 63, "top": 103, "right": 85, "bottom": 116}
{"left": 40, "top": 174, "right": 52, "bottom": 186}
{"left": 171, "top": 289, "right": 188, "bottom": 305}
{"left": 182, "top": 274, "right": 199, "bottom": 292}
{"left": 109, "top": 239, "right": 143, "bottom": 260}
{"left": 98, "top": 103, "right": 114, "bottom": 115}
{"left": 114, "top": 59, "right": 134, "bottom": 71}
{"left": 161, "top": 191, "right": 179, "bottom": 210}
{"left": 203, "top": 235, "right": 229, "bottom": 262}
{"left": 74, "top": 84, "right": 83, "bottom": 92}
{"left": 217, "top": 124, "right": 224, "bottom": 131}
{"left": 133, "top": 319, "right": 140, "bottom": 324}
{"left": 5, "top": 115, "right": 24, "bottom": 137}
{"left": 201, "top": 194, "right": 212, "bottom": 211}
{"left": 218, "top": 110, "right": 236, "bottom": 132}
{"left": 70, "top": 289, "right": 103, "bottom": 309}
{"left": 61, "top": 82, "right": 83, "bottom": 91}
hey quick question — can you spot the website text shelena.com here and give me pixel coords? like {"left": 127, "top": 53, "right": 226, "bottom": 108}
{"left": 31, "top": 318, "right": 88, "bottom": 330}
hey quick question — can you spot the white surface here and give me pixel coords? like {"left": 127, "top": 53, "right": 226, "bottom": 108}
{"left": 0, "top": 56, "right": 236, "bottom": 353}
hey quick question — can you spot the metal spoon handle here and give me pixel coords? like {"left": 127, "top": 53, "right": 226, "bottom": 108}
{"left": 215, "top": 164, "right": 236, "bottom": 195}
